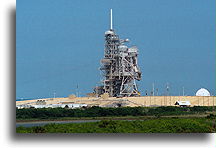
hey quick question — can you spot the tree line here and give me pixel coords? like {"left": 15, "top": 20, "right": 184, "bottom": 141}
{"left": 16, "top": 106, "right": 214, "bottom": 120}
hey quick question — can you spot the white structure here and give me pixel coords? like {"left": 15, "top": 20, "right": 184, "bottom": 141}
{"left": 175, "top": 101, "right": 191, "bottom": 107}
{"left": 16, "top": 104, "right": 88, "bottom": 109}
{"left": 195, "top": 88, "right": 211, "bottom": 96}
{"left": 16, "top": 104, "right": 32, "bottom": 109}
{"left": 97, "top": 9, "right": 142, "bottom": 97}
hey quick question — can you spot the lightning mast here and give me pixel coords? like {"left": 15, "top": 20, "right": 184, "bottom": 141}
{"left": 97, "top": 9, "right": 142, "bottom": 97}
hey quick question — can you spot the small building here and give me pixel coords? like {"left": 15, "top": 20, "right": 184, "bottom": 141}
{"left": 16, "top": 104, "right": 32, "bottom": 109}
{"left": 175, "top": 101, "right": 191, "bottom": 107}
{"left": 31, "top": 104, "right": 47, "bottom": 108}
{"left": 16, "top": 103, "right": 88, "bottom": 109}
{"left": 69, "top": 104, "right": 88, "bottom": 108}
{"left": 36, "top": 100, "right": 46, "bottom": 105}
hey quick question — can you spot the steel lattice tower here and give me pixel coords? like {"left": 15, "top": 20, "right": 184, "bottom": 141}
{"left": 97, "top": 9, "right": 142, "bottom": 97}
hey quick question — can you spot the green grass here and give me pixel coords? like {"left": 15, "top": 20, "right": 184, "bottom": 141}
{"left": 16, "top": 114, "right": 210, "bottom": 123}
{"left": 16, "top": 117, "right": 215, "bottom": 133}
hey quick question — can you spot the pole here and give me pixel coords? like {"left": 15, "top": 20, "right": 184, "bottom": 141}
{"left": 76, "top": 85, "right": 79, "bottom": 97}
{"left": 156, "top": 88, "right": 158, "bottom": 96}
{"left": 166, "top": 83, "right": 169, "bottom": 96}
{"left": 110, "top": 9, "right": 113, "bottom": 30}
{"left": 183, "top": 87, "right": 184, "bottom": 96}
{"left": 53, "top": 91, "right": 56, "bottom": 98}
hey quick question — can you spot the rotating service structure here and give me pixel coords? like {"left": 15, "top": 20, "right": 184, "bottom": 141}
{"left": 96, "top": 9, "right": 142, "bottom": 97}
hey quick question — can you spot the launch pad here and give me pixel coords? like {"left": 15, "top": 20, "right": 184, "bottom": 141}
{"left": 95, "top": 9, "right": 142, "bottom": 97}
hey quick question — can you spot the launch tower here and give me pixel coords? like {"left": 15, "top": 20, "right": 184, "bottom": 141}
{"left": 96, "top": 9, "right": 142, "bottom": 97}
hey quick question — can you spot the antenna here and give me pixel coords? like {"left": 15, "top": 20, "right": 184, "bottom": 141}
{"left": 76, "top": 85, "right": 79, "bottom": 97}
{"left": 182, "top": 86, "right": 185, "bottom": 96}
{"left": 53, "top": 91, "right": 56, "bottom": 98}
{"left": 110, "top": 9, "right": 113, "bottom": 30}
{"left": 166, "top": 83, "right": 169, "bottom": 96}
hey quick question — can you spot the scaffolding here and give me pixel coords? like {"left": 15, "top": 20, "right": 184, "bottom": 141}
{"left": 96, "top": 9, "right": 142, "bottom": 97}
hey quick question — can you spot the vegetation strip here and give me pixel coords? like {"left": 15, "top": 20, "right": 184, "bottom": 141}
{"left": 16, "top": 114, "right": 210, "bottom": 123}
{"left": 16, "top": 118, "right": 215, "bottom": 133}
{"left": 16, "top": 106, "right": 215, "bottom": 120}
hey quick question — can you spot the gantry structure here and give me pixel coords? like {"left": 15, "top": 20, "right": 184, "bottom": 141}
{"left": 96, "top": 9, "right": 142, "bottom": 97}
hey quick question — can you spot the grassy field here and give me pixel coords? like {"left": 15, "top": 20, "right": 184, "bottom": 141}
{"left": 16, "top": 117, "right": 215, "bottom": 133}
{"left": 16, "top": 106, "right": 215, "bottom": 133}
{"left": 16, "top": 114, "right": 210, "bottom": 123}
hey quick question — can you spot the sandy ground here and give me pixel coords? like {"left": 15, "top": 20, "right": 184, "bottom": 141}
{"left": 16, "top": 96, "right": 216, "bottom": 107}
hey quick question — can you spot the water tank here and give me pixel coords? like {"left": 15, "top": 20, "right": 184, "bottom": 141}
{"left": 105, "top": 30, "right": 114, "bottom": 35}
{"left": 195, "top": 88, "right": 210, "bottom": 96}
{"left": 128, "top": 46, "right": 138, "bottom": 53}
{"left": 118, "top": 45, "right": 128, "bottom": 52}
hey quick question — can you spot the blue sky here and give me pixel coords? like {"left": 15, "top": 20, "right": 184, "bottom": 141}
{"left": 16, "top": 0, "right": 215, "bottom": 99}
